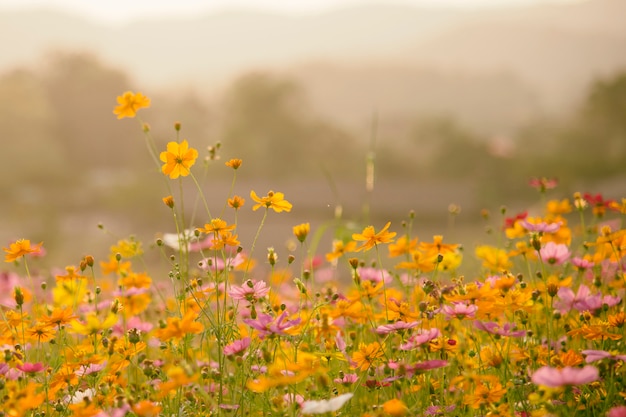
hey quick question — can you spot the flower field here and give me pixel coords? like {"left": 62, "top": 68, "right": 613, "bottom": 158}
{"left": 2, "top": 92, "right": 625, "bottom": 417}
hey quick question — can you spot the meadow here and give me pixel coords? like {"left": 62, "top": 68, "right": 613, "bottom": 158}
{"left": 1, "top": 91, "right": 625, "bottom": 417}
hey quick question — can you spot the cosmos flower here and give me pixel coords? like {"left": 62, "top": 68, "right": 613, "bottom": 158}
{"left": 352, "top": 222, "right": 396, "bottom": 252}
{"left": 113, "top": 91, "right": 150, "bottom": 119}
{"left": 159, "top": 140, "right": 198, "bottom": 179}
{"left": 531, "top": 365, "right": 599, "bottom": 388}
{"left": 250, "top": 190, "right": 293, "bottom": 213}
{"left": 3, "top": 239, "right": 43, "bottom": 263}
{"left": 301, "top": 393, "right": 353, "bottom": 415}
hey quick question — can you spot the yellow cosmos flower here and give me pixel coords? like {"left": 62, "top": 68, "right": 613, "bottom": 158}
{"left": 326, "top": 240, "right": 357, "bottom": 262}
{"left": 197, "top": 218, "right": 236, "bottom": 236}
{"left": 475, "top": 245, "right": 512, "bottom": 271}
{"left": 160, "top": 140, "right": 199, "bottom": 179}
{"left": 3, "top": 239, "right": 43, "bottom": 263}
{"left": 155, "top": 310, "right": 203, "bottom": 341}
{"left": 113, "top": 91, "right": 151, "bottom": 119}
{"left": 250, "top": 190, "right": 293, "bottom": 213}
{"left": 351, "top": 341, "right": 385, "bottom": 371}
{"left": 71, "top": 312, "right": 117, "bottom": 336}
{"left": 352, "top": 222, "right": 396, "bottom": 252}
{"left": 293, "top": 222, "right": 310, "bottom": 243}
{"left": 383, "top": 398, "right": 409, "bottom": 417}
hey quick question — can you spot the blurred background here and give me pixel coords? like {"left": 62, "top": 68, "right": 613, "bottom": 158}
{"left": 1, "top": 0, "right": 625, "bottom": 271}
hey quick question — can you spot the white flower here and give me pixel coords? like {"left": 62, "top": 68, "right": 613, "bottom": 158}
{"left": 301, "top": 393, "right": 354, "bottom": 415}
{"left": 161, "top": 229, "right": 196, "bottom": 250}
{"left": 66, "top": 388, "right": 96, "bottom": 404}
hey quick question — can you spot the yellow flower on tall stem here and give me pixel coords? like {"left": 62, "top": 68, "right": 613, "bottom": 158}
{"left": 352, "top": 222, "right": 396, "bottom": 252}
{"left": 250, "top": 190, "right": 293, "bottom": 213}
{"left": 113, "top": 91, "right": 151, "bottom": 119}
{"left": 3, "top": 239, "right": 43, "bottom": 263}
{"left": 159, "top": 140, "right": 199, "bottom": 179}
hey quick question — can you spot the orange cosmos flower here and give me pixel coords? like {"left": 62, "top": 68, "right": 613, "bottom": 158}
{"left": 155, "top": 310, "right": 203, "bottom": 342}
{"left": 159, "top": 140, "right": 199, "bottom": 179}
{"left": 228, "top": 195, "right": 245, "bottom": 210}
{"left": 225, "top": 158, "right": 242, "bottom": 169}
{"left": 113, "top": 91, "right": 151, "bottom": 119}
{"left": 326, "top": 240, "right": 357, "bottom": 262}
{"left": 3, "top": 239, "right": 43, "bottom": 263}
{"left": 351, "top": 341, "right": 385, "bottom": 371}
{"left": 250, "top": 190, "right": 292, "bottom": 213}
{"left": 418, "top": 235, "right": 459, "bottom": 257}
{"left": 352, "top": 222, "right": 396, "bottom": 252}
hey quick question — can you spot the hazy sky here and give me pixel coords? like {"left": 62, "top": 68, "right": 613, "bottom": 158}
{"left": 0, "top": 0, "right": 585, "bottom": 24}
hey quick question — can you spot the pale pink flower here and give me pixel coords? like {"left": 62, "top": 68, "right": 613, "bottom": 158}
{"left": 531, "top": 365, "right": 599, "bottom": 388}
{"left": 441, "top": 302, "right": 478, "bottom": 320}
{"left": 539, "top": 241, "right": 571, "bottom": 265}
{"left": 334, "top": 373, "right": 358, "bottom": 385}
{"left": 582, "top": 349, "right": 626, "bottom": 363}
{"left": 520, "top": 220, "right": 562, "bottom": 233}
{"left": 572, "top": 257, "right": 594, "bottom": 270}
{"left": 357, "top": 267, "right": 392, "bottom": 284}
{"left": 474, "top": 321, "right": 526, "bottom": 338}
{"left": 228, "top": 279, "right": 270, "bottom": 303}
{"left": 555, "top": 285, "right": 621, "bottom": 313}
{"left": 375, "top": 320, "right": 420, "bottom": 335}
{"left": 400, "top": 328, "right": 441, "bottom": 350}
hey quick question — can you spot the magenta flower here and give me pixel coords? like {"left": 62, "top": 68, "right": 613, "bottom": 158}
{"left": 539, "top": 241, "right": 571, "bottom": 265}
{"left": 228, "top": 279, "right": 270, "bottom": 304}
{"left": 384, "top": 359, "right": 448, "bottom": 382}
{"left": 400, "top": 328, "right": 441, "bottom": 350}
{"left": 474, "top": 321, "right": 526, "bottom": 337}
{"left": 16, "top": 362, "right": 44, "bottom": 374}
{"left": 608, "top": 406, "right": 626, "bottom": 417}
{"left": 441, "top": 303, "right": 478, "bottom": 320}
{"left": 243, "top": 311, "right": 301, "bottom": 339}
{"left": 374, "top": 320, "right": 420, "bottom": 335}
{"left": 223, "top": 337, "right": 251, "bottom": 356}
{"left": 582, "top": 349, "right": 626, "bottom": 363}
{"left": 531, "top": 366, "right": 599, "bottom": 388}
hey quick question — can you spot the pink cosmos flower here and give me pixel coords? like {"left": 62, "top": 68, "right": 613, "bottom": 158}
{"left": 334, "top": 373, "right": 358, "bottom": 385}
{"left": 608, "top": 406, "right": 626, "bottom": 417}
{"left": 520, "top": 220, "right": 562, "bottom": 233}
{"left": 243, "top": 311, "right": 301, "bottom": 339}
{"left": 554, "top": 285, "right": 621, "bottom": 313}
{"left": 228, "top": 279, "right": 270, "bottom": 303}
{"left": 529, "top": 177, "right": 558, "bottom": 191}
{"left": 400, "top": 328, "right": 441, "bottom": 350}
{"left": 474, "top": 321, "right": 526, "bottom": 338}
{"left": 199, "top": 252, "right": 245, "bottom": 272}
{"left": 0, "top": 271, "right": 22, "bottom": 308}
{"left": 571, "top": 257, "right": 594, "bottom": 270}
{"left": 384, "top": 360, "right": 448, "bottom": 382}
{"left": 539, "top": 241, "right": 571, "bottom": 265}
{"left": 582, "top": 349, "right": 626, "bottom": 363}
{"left": 531, "top": 365, "right": 599, "bottom": 388}
{"left": 16, "top": 362, "right": 44, "bottom": 374}
{"left": 76, "top": 362, "right": 106, "bottom": 377}
{"left": 374, "top": 320, "right": 420, "bottom": 335}
{"left": 441, "top": 302, "right": 478, "bottom": 320}
{"left": 357, "top": 267, "right": 392, "bottom": 284}
{"left": 223, "top": 337, "right": 251, "bottom": 356}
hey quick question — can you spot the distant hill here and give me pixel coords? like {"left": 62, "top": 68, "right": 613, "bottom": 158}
{"left": 2, "top": 0, "right": 625, "bottom": 134}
